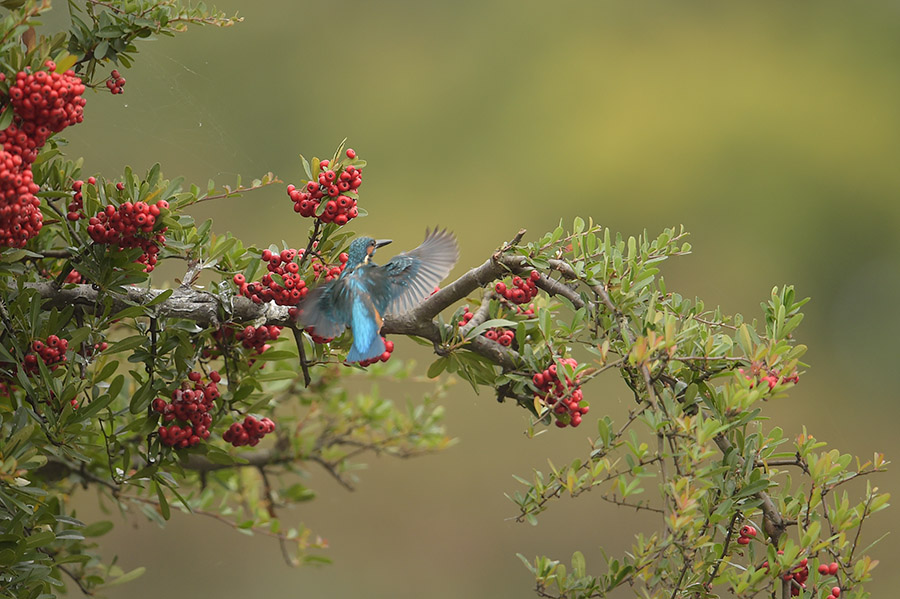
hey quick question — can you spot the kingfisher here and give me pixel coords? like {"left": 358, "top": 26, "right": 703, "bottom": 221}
{"left": 299, "top": 228, "right": 459, "bottom": 362}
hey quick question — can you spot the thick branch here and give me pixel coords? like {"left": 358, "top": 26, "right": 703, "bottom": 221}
{"left": 714, "top": 435, "right": 790, "bottom": 541}
{"left": 21, "top": 249, "right": 540, "bottom": 370}
{"left": 25, "top": 281, "right": 289, "bottom": 328}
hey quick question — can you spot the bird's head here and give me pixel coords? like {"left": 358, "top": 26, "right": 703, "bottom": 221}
{"left": 345, "top": 236, "right": 392, "bottom": 269}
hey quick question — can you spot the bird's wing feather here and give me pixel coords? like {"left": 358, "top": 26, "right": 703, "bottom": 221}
{"left": 378, "top": 228, "right": 459, "bottom": 315}
{"left": 297, "top": 280, "right": 349, "bottom": 339}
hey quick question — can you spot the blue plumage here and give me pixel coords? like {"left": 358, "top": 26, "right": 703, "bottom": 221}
{"left": 299, "top": 228, "right": 459, "bottom": 362}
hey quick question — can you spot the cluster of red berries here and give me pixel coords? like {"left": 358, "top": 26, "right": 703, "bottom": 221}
{"left": 457, "top": 303, "right": 534, "bottom": 342}
{"left": 286, "top": 149, "right": 362, "bottom": 226}
{"left": 206, "top": 324, "right": 282, "bottom": 360}
{"left": 153, "top": 371, "right": 219, "bottom": 448}
{"left": 783, "top": 557, "right": 810, "bottom": 597}
{"left": 484, "top": 327, "right": 515, "bottom": 347}
{"left": 0, "top": 60, "right": 85, "bottom": 247}
{"left": 458, "top": 308, "right": 514, "bottom": 344}
{"left": 235, "top": 324, "right": 282, "bottom": 354}
{"left": 357, "top": 337, "right": 394, "bottom": 367}
{"left": 86, "top": 199, "right": 169, "bottom": 271}
{"left": 8, "top": 63, "right": 86, "bottom": 133}
{"left": 237, "top": 248, "right": 348, "bottom": 308}
{"left": 24, "top": 335, "right": 69, "bottom": 374}
{"left": 532, "top": 358, "right": 589, "bottom": 428}
{"left": 311, "top": 251, "right": 347, "bottom": 282}
{"left": 66, "top": 177, "right": 95, "bottom": 221}
{"left": 736, "top": 524, "right": 757, "bottom": 545}
{"left": 64, "top": 269, "right": 83, "bottom": 284}
{"left": 223, "top": 414, "right": 275, "bottom": 447}
{"left": 816, "top": 562, "right": 841, "bottom": 599}
{"left": 105, "top": 69, "right": 126, "bottom": 95}
{"left": 760, "top": 551, "right": 811, "bottom": 597}
{"left": 458, "top": 307, "right": 474, "bottom": 328}
{"left": 0, "top": 146, "right": 41, "bottom": 247}
{"left": 495, "top": 270, "right": 540, "bottom": 304}
{"left": 236, "top": 248, "right": 310, "bottom": 305}
{"left": 740, "top": 365, "right": 800, "bottom": 390}
{"left": 0, "top": 335, "right": 74, "bottom": 407}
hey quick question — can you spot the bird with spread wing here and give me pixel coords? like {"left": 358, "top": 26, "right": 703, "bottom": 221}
{"left": 298, "top": 228, "right": 459, "bottom": 362}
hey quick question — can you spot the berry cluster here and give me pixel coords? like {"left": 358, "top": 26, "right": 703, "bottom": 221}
{"left": 236, "top": 248, "right": 310, "bottom": 305}
{"left": 0, "top": 335, "right": 74, "bottom": 407}
{"left": 304, "top": 329, "right": 334, "bottom": 344}
{"left": 532, "top": 358, "right": 589, "bottom": 428}
{"left": 816, "top": 562, "right": 841, "bottom": 599}
{"left": 238, "top": 248, "right": 347, "bottom": 309}
{"left": 457, "top": 304, "right": 534, "bottom": 342}
{"left": 357, "top": 337, "right": 394, "bottom": 367}
{"left": 761, "top": 552, "right": 809, "bottom": 597}
{"left": 740, "top": 365, "right": 800, "bottom": 390}
{"left": 66, "top": 177, "right": 95, "bottom": 221}
{"left": 105, "top": 69, "right": 126, "bottom": 95}
{"left": 286, "top": 149, "right": 362, "bottom": 226}
{"left": 0, "top": 147, "right": 41, "bottom": 247}
{"left": 153, "top": 371, "right": 219, "bottom": 448}
{"left": 311, "top": 251, "right": 347, "bottom": 282}
{"left": 86, "top": 199, "right": 169, "bottom": 271}
{"left": 484, "top": 327, "right": 515, "bottom": 347}
{"left": 235, "top": 324, "right": 282, "bottom": 354}
{"left": 495, "top": 270, "right": 540, "bottom": 304}
{"left": 24, "top": 335, "right": 69, "bottom": 374}
{"left": 8, "top": 64, "right": 86, "bottom": 133}
{"left": 782, "top": 557, "right": 809, "bottom": 597}
{"left": 736, "top": 524, "right": 757, "bottom": 545}
{"left": 0, "top": 61, "right": 87, "bottom": 247}
{"left": 223, "top": 415, "right": 275, "bottom": 447}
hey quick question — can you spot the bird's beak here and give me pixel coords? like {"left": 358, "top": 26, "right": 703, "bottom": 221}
{"left": 375, "top": 239, "right": 393, "bottom": 249}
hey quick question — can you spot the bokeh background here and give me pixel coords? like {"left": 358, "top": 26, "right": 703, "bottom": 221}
{"left": 59, "top": 1, "right": 900, "bottom": 597}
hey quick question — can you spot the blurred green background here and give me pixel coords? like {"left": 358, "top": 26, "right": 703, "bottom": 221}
{"left": 62, "top": 1, "right": 899, "bottom": 597}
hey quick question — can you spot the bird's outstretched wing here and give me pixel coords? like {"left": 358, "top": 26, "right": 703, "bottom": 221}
{"left": 378, "top": 228, "right": 459, "bottom": 315}
{"left": 297, "top": 280, "right": 350, "bottom": 339}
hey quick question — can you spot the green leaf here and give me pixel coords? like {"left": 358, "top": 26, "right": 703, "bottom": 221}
{"left": 465, "top": 318, "right": 519, "bottom": 340}
{"left": 25, "top": 530, "right": 56, "bottom": 548}
{"left": 104, "top": 567, "right": 146, "bottom": 587}
{"left": 736, "top": 478, "right": 770, "bottom": 499}
{"left": 94, "top": 40, "right": 109, "bottom": 60}
{"left": 107, "top": 335, "right": 146, "bottom": 354}
{"left": 129, "top": 382, "right": 155, "bottom": 414}
{"left": 427, "top": 357, "right": 448, "bottom": 378}
{"left": 573, "top": 216, "right": 585, "bottom": 234}
{"left": 155, "top": 482, "right": 170, "bottom": 521}
{"left": 146, "top": 289, "right": 174, "bottom": 307}
{"left": 82, "top": 521, "right": 114, "bottom": 538}
{"left": 110, "top": 305, "right": 146, "bottom": 320}
{"left": 0, "top": 106, "right": 13, "bottom": 131}
{"left": 571, "top": 550, "right": 586, "bottom": 578}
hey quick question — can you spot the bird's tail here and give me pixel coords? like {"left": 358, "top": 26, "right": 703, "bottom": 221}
{"left": 346, "top": 334, "right": 386, "bottom": 363}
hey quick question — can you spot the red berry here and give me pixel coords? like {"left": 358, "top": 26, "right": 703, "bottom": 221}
{"left": 831, "top": 587, "right": 840, "bottom": 598}
{"left": 346, "top": 148, "right": 356, "bottom": 159}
